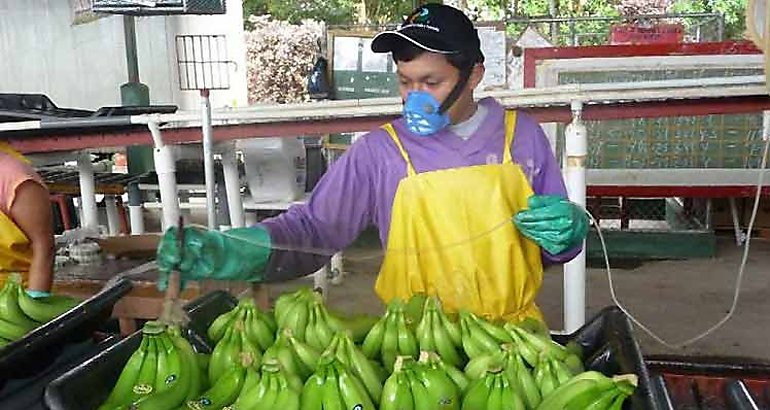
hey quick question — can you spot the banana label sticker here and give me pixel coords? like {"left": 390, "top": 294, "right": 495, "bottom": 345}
{"left": 132, "top": 383, "right": 153, "bottom": 395}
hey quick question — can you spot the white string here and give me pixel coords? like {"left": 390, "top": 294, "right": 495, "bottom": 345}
{"left": 595, "top": 135, "right": 770, "bottom": 349}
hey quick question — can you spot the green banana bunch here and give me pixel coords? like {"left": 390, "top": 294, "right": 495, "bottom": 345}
{"left": 226, "top": 358, "right": 303, "bottom": 409}
{"left": 127, "top": 324, "right": 206, "bottom": 409}
{"left": 0, "top": 278, "right": 39, "bottom": 341}
{"left": 98, "top": 322, "right": 205, "bottom": 410}
{"left": 185, "top": 355, "right": 250, "bottom": 410}
{"left": 462, "top": 366, "right": 525, "bottom": 410}
{"left": 458, "top": 310, "right": 511, "bottom": 360}
{"left": 361, "top": 299, "right": 419, "bottom": 372}
{"left": 504, "top": 322, "right": 582, "bottom": 373}
{"left": 16, "top": 285, "right": 79, "bottom": 323}
{"left": 207, "top": 297, "right": 276, "bottom": 351}
{"left": 301, "top": 353, "right": 376, "bottom": 410}
{"left": 208, "top": 319, "right": 262, "bottom": 383}
{"left": 415, "top": 297, "right": 464, "bottom": 368}
{"left": 379, "top": 356, "right": 416, "bottom": 410}
{"left": 322, "top": 331, "right": 384, "bottom": 405}
{"left": 536, "top": 371, "right": 638, "bottom": 410}
{"left": 263, "top": 328, "right": 320, "bottom": 381}
{"left": 532, "top": 352, "right": 578, "bottom": 399}
{"left": 419, "top": 351, "right": 469, "bottom": 393}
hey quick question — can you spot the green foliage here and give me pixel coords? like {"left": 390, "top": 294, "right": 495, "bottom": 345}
{"left": 670, "top": 0, "right": 747, "bottom": 39}
{"left": 243, "top": 0, "right": 356, "bottom": 26}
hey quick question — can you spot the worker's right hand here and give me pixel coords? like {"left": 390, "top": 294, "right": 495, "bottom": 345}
{"left": 155, "top": 226, "right": 272, "bottom": 290}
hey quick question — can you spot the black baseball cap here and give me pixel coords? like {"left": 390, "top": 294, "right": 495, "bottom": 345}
{"left": 371, "top": 4, "right": 484, "bottom": 64}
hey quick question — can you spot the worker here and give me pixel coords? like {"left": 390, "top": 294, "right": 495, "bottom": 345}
{"left": 157, "top": 4, "right": 588, "bottom": 324}
{"left": 0, "top": 142, "right": 55, "bottom": 297}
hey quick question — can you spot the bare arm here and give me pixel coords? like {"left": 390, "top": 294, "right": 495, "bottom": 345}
{"left": 10, "top": 180, "right": 54, "bottom": 292}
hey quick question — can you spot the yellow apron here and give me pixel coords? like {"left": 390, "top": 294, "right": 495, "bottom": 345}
{"left": 375, "top": 111, "right": 545, "bottom": 323}
{"left": 0, "top": 142, "right": 34, "bottom": 283}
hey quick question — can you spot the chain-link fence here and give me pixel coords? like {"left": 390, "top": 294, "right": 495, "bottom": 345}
{"left": 506, "top": 13, "right": 724, "bottom": 46}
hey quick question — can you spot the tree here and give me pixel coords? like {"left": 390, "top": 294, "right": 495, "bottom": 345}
{"left": 243, "top": 0, "right": 357, "bottom": 27}
{"left": 669, "top": 0, "right": 747, "bottom": 39}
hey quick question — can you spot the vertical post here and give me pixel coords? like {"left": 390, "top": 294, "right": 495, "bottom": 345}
{"left": 124, "top": 16, "right": 139, "bottom": 84}
{"left": 77, "top": 152, "right": 99, "bottom": 230}
{"left": 717, "top": 13, "right": 725, "bottom": 41}
{"left": 128, "top": 182, "right": 145, "bottom": 235}
{"left": 221, "top": 142, "right": 245, "bottom": 228}
{"left": 563, "top": 100, "right": 588, "bottom": 333}
{"left": 201, "top": 90, "right": 217, "bottom": 231}
{"left": 149, "top": 121, "right": 180, "bottom": 231}
{"left": 105, "top": 195, "right": 120, "bottom": 236}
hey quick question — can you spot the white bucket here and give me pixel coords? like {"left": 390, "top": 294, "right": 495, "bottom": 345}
{"left": 239, "top": 137, "right": 307, "bottom": 203}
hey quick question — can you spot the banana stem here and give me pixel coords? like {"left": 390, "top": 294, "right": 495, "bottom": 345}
{"left": 160, "top": 217, "right": 184, "bottom": 323}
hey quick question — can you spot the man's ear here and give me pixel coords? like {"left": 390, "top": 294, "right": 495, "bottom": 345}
{"left": 468, "top": 63, "right": 485, "bottom": 90}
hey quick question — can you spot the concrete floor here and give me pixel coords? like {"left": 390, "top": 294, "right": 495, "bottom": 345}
{"left": 270, "top": 234, "right": 770, "bottom": 364}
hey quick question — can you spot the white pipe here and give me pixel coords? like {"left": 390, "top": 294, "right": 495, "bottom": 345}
{"left": 127, "top": 183, "right": 145, "bottom": 235}
{"left": 563, "top": 100, "right": 588, "bottom": 333}
{"left": 149, "top": 121, "right": 180, "bottom": 231}
{"left": 220, "top": 142, "right": 245, "bottom": 228}
{"left": 76, "top": 152, "right": 99, "bottom": 229}
{"left": 330, "top": 252, "right": 345, "bottom": 285}
{"left": 201, "top": 91, "right": 217, "bottom": 230}
{"left": 105, "top": 195, "right": 120, "bottom": 236}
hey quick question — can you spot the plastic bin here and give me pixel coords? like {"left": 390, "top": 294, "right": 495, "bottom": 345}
{"left": 646, "top": 354, "right": 770, "bottom": 409}
{"left": 0, "top": 277, "right": 133, "bottom": 385}
{"left": 552, "top": 306, "right": 658, "bottom": 410}
{"left": 0, "top": 334, "right": 122, "bottom": 410}
{"left": 44, "top": 290, "right": 238, "bottom": 410}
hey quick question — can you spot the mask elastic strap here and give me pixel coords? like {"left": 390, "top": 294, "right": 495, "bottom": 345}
{"left": 438, "top": 63, "right": 474, "bottom": 114}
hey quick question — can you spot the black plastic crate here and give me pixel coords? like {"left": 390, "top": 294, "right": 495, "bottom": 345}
{"left": 552, "top": 306, "right": 658, "bottom": 410}
{"left": 0, "top": 334, "right": 122, "bottom": 410}
{"left": 0, "top": 277, "right": 133, "bottom": 385}
{"left": 44, "top": 290, "right": 238, "bottom": 410}
{"left": 646, "top": 354, "right": 770, "bottom": 409}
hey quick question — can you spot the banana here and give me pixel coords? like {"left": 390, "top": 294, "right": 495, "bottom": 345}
{"left": 437, "top": 309, "right": 462, "bottom": 347}
{"left": 486, "top": 373, "right": 503, "bottom": 410}
{"left": 535, "top": 360, "right": 558, "bottom": 398}
{"left": 312, "top": 304, "right": 335, "bottom": 350}
{"left": 275, "top": 288, "right": 310, "bottom": 326}
{"left": 284, "top": 301, "right": 310, "bottom": 342}
{"left": 461, "top": 371, "right": 494, "bottom": 410}
{"left": 469, "top": 314, "right": 512, "bottom": 344}
{"left": 207, "top": 306, "right": 238, "bottom": 344}
{"left": 361, "top": 315, "right": 387, "bottom": 360}
{"left": 272, "top": 374, "right": 301, "bottom": 410}
{"left": 130, "top": 337, "right": 192, "bottom": 409}
{"left": 380, "top": 312, "right": 400, "bottom": 371}
{"left": 335, "top": 362, "right": 376, "bottom": 410}
{"left": 439, "top": 361, "right": 469, "bottom": 393}
{"left": 321, "top": 364, "right": 345, "bottom": 410}
{"left": 303, "top": 305, "right": 321, "bottom": 350}
{"left": 244, "top": 307, "right": 275, "bottom": 351}
{"left": 505, "top": 326, "right": 539, "bottom": 368}
{"left": 550, "top": 357, "right": 575, "bottom": 385}
{"left": 287, "top": 330, "right": 321, "bottom": 377}
{"left": 170, "top": 330, "right": 204, "bottom": 403}
{"left": 563, "top": 353, "right": 584, "bottom": 375}
{"left": 300, "top": 369, "right": 326, "bottom": 410}
{"left": 342, "top": 335, "right": 383, "bottom": 404}
{"left": 535, "top": 371, "right": 615, "bottom": 410}
{"left": 406, "top": 367, "right": 432, "bottom": 410}
{"left": 459, "top": 318, "right": 485, "bottom": 360}
{"left": 507, "top": 324, "right": 568, "bottom": 362}
{"left": 380, "top": 369, "right": 415, "bottom": 410}
{"left": 230, "top": 371, "right": 271, "bottom": 409}
{"left": 464, "top": 351, "right": 504, "bottom": 380}
{"left": 0, "top": 316, "right": 33, "bottom": 341}
{"left": 608, "top": 392, "right": 630, "bottom": 410}
{"left": 464, "top": 315, "right": 502, "bottom": 355}
{"left": 120, "top": 336, "right": 159, "bottom": 407}
{"left": 0, "top": 284, "right": 37, "bottom": 329}
{"left": 187, "top": 365, "right": 246, "bottom": 409}
{"left": 208, "top": 325, "right": 241, "bottom": 383}
{"left": 564, "top": 382, "right": 618, "bottom": 410}
{"left": 418, "top": 362, "right": 460, "bottom": 409}
{"left": 396, "top": 311, "right": 419, "bottom": 357}
{"left": 431, "top": 311, "right": 462, "bottom": 367}
{"left": 498, "top": 372, "right": 525, "bottom": 410}
{"left": 97, "top": 337, "right": 150, "bottom": 410}
{"left": 258, "top": 309, "right": 278, "bottom": 334}
{"left": 415, "top": 306, "right": 434, "bottom": 352}
{"left": 153, "top": 334, "right": 171, "bottom": 392}
{"left": 582, "top": 388, "right": 621, "bottom": 410}
{"left": 512, "top": 353, "right": 541, "bottom": 409}
{"left": 16, "top": 288, "right": 79, "bottom": 323}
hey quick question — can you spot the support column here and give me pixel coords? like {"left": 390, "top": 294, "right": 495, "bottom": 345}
{"left": 77, "top": 152, "right": 99, "bottom": 230}
{"left": 563, "top": 100, "right": 588, "bottom": 333}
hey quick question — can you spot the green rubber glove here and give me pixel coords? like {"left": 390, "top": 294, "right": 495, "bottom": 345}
{"left": 156, "top": 226, "right": 272, "bottom": 291}
{"left": 513, "top": 194, "right": 589, "bottom": 255}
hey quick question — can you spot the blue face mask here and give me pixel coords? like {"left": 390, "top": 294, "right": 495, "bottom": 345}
{"left": 403, "top": 91, "right": 450, "bottom": 136}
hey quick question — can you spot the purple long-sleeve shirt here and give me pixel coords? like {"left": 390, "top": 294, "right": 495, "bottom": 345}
{"left": 260, "top": 97, "right": 580, "bottom": 281}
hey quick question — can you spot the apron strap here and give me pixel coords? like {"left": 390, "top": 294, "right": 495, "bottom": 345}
{"left": 503, "top": 111, "right": 518, "bottom": 164}
{"left": 382, "top": 123, "right": 417, "bottom": 177}
{"left": 0, "top": 142, "right": 30, "bottom": 164}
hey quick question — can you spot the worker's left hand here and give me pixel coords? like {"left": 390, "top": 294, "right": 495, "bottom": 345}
{"left": 513, "top": 194, "right": 589, "bottom": 255}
